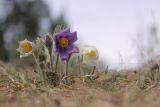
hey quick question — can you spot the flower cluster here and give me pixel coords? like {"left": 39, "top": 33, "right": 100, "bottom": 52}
{"left": 17, "top": 27, "right": 99, "bottom": 85}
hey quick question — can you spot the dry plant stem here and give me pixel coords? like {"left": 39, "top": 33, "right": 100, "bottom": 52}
{"left": 33, "top": 54, "right": 46, "bottom": 85}
{"left": 50, "top": 54, "right": 54, "bottom": 72}
{"left": 91, "top": 66, "right": 96, "bottom": 75}
{"left": 65, "top": 60, "right": 69, "bottom": 85}
{"left": 78, "top": 55, "right": 81, "bottom": 77}
{"left": 154, "top": 69, "right": 158, "bottom": 85}
{"left": 138, "top": 71, "right": 141, "bottom": 87}
{"left": 105, "top": 66, "right": 109, "bottom": 74}
{"left": 55, "top": 54, "right": 59, "bottom": 73}
{"left": 44, "top": 63, "right": 47, "bottom": 82}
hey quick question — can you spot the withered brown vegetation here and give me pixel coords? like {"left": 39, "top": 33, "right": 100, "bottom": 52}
{"left": 1, "top": 61, "right": 160, "bottom": 107}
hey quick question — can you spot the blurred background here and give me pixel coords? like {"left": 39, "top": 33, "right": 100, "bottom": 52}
{"left": 0, "top": 0, "right": 67, "bottom": 61}
{"left": 0, "top": 0, "right": 160, "bottom": 69}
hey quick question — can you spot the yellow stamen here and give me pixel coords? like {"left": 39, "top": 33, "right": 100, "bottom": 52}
{"left": 59, "top": 37, "right": 69, "bottom": 48}
{"left": 21, "top": 42, "right": 33, "bottom": 53}
{"left": 85, "top": 50, "right": 97, "bottom": 58}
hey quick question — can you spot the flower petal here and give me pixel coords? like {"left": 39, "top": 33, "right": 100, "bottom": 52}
{"left": 83, "top": 58, "right": 98, "bottom": 66}
{"left": 19, "top": 51, "right": 32, "bottom": 58}
{"left": 59, "top": 51, "right": 69, "bottom": 61}
{"left": 16, "top": 48, "right": 20, "bottom": 52}
{"left": 62, "top": 28, "right": 70, "bottom": 33}
{"left": 54, "top": 28, "right": 70, "bottom": 41}
{"left": 67, "top": 32, "right": 77, "bottom": 44}
{"left": 67, "top": 45, "right": 78, "bottom": 54}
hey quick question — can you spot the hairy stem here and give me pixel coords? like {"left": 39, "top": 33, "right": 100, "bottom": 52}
{"left": 55, "top": 54, "right": 59, "bottom": 73}
{"left": 78, "top": 55, "right": 82, "bottom": 77}
{"left": 33, "top": 54, "right": 46, "bottom": 85}
{"left": 50, "top": 54, "right": 54, "bottom": 72}
{"left": 65, "top": 60, "right": 69, "bottom": 85}
{"left": 91, "top": 66, "right": 96, "bottom": 75}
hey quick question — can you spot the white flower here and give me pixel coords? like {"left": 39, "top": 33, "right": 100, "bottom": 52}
{"left": 16, "top": 39, "right": 34, "bottom": 58}
{"left": 82, "top": 46, "right": 99, "bottom": 66}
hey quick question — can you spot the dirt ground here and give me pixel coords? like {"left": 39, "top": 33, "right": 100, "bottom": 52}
{"left": 1, "top": 61, "right": 160, "bottom": 107}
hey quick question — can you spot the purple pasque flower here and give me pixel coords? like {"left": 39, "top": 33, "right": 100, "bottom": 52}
{"left": 53, "top": 28, "right": 78, "bottom": 61}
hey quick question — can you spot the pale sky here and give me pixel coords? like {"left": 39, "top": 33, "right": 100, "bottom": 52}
{"left": 45, "top": 0, "right": 160, "bottom": 68}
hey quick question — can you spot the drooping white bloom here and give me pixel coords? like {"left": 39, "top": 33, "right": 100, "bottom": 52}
{"left": 16, "top": 39, "right": 34, "bottom": 58}
{"left": 81, "top": 46, "right": 99, "bottom": 66}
